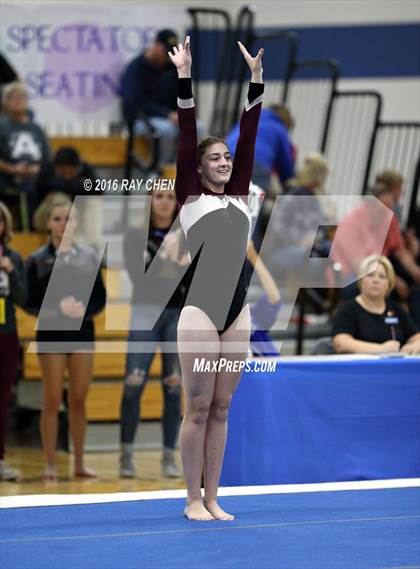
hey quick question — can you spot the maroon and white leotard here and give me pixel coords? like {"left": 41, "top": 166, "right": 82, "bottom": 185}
{"left": 176, "top": 78, "right": 264, "bottom": 332}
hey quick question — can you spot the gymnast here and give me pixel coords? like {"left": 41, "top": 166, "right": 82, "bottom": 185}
{"left": 169, "top": 36, "right": 264, "bottom": 520}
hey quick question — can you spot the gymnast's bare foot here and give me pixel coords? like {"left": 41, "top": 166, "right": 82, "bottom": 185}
{"left": 184, "top": 500, "right": 214, "bottom": 521}
{"left": 74, "top": 466, "right": 97, "bottom": 478}
{"left": 204, "top": 500, "right": 235, "bottom": 521}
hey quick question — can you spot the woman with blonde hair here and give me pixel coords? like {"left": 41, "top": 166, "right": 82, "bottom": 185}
{"left": 332, "top": 255, "right": 419, "bottom": 354}
{"left": 25, "top": 195, "right": 106, "bottom": 479}
{"left": 265, "top": 151, "right": 331, "bottom": 286}
{"left": 0, "top": 201, "right": 27, "bottom": 480}
{"left": 288, "top": 152, "right": 329, "bottom": 193}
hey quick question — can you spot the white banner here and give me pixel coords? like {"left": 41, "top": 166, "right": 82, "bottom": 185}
{"left": 1, "top": 2, "right": 188, "bottom": 134}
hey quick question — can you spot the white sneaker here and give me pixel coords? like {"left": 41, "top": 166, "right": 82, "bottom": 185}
{"left": 0, "top": 460, "right": 20, "bottom": 481}
{"left": 119, "top": 452, "right": 136, "bottom": 478}
{"left": 161, "top": 449, "right": 181, "bottom": 478}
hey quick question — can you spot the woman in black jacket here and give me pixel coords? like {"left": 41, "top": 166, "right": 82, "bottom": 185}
{"left": 25, "top": 195, "right": 106, "bottom": 480}
{"left": 0, "top": 202, "right": 27, "bottom": 481}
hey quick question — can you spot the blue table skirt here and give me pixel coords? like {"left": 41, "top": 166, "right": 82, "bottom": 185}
{"left": 221, "top": 357, "right": 420, "bottom": 486}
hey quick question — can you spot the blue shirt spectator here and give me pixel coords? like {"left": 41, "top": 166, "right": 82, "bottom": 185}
{"left": 226, "top": 106, "right": 294, "bottom": 190}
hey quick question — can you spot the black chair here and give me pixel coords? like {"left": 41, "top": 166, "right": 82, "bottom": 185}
{"left": 124, "top": 111, "right": 161, "bottom": 181}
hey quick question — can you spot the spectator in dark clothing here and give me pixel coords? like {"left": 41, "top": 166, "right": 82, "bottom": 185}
{"left": 332, "top": 255, "right": 419, "bottom": 354}
{"left": 24, "top": 195, "right": 106, "bottom": 480}
{"left": 36, "top": 146, "right": 97, "bottom": 201}
{"left": 120, "top": 29, "right": 179, "bottom": 165}
{"left": 34, "top": 147, "right": 101, "bottom": 248}
{"left": 120, "top": 189, "right": 188, "bottom": 479}
{"left": 0, "top": 201, "right": 27, "bottom": 481}
{"left": 226, "top": 103, "right": 295, "bottom": 192}
{"left": 0, "top": 82, "right": 50, "bottom": 221}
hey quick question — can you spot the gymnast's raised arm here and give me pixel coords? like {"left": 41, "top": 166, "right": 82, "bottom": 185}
{"left": 169, "top": 36, "right": 199, "bottom": 206}
{"left": 226, "top": 42, "right": 264, "bottom": 198}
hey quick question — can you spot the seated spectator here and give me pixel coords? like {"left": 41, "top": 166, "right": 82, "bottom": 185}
{"left": 332, "top": 255, "right": 419, "bottom": 355}
{"left": 36, "top": 146, "right": 96, "bottom": 201}
{"left": 226, "top": 103, "right": 295, "bottom": 192}
{"left": 35, "top": 147, "right": 101, "bottom": 248}
{"left": 247, "top": 240, "right": 282, "bottom": 356}
{"left": 375, "top": 169, "right": 404, "bottom": 224}
{"left": 120, "top": 29, "right": 179, "bottom": 166}
{"left": 263, "top": 152, "right": 331, "bottom": 289}
{"left": 0, "top": 82, "right": 50, "bottom": 222}
{"left": 332, "top": 183, "right": 420, "bottom": 326}
{"left": 375, "top": 170, "right": 420, "bottom": 294}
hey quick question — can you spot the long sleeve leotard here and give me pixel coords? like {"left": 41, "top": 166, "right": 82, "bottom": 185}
{"left": 175, "top": 78, "right": 264, "bottom": 332}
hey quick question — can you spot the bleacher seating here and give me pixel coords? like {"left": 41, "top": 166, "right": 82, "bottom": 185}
{"left": 48, "top": 136, "right": 176, "bottom": 178}
{"left": 10, "top": 232, "right": 47, "bottom": 258}
{"left": 50, "top": 136, "right": 145, "bottom": 169}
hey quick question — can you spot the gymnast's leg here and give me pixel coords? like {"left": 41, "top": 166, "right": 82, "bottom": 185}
{"left": 204, "top": 304, "right": 251, "bottom": 520}
{"left": 177, "top": 306, "right": 220, "bottom": 521}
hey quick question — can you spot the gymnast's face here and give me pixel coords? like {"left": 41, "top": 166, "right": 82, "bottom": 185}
{"left": 198, "top": 143, "right": 232, "bottom": 187}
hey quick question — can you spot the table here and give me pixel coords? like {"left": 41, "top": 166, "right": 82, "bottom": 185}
{"left": 221, "top": 356, "right": 420, "bottom": 486}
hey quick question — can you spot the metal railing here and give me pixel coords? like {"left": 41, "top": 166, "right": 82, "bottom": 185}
{"left": 321, "top": 91, "right": 383, "bottom": 215}
{"left": 230, "top": 6, "right": 297, "bottom": 131}
{"left": 408, "top": 157, "right": 420, "bottom": 228}
{"left": 187, "top": 7, "right": 233, "bottom": 123}
{"left": 284, "top": 59, "right": 339, "bottom": 162}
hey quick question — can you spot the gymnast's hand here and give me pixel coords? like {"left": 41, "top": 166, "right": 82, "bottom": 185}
{"left": 168, "top": 35, "right": 192, "bottom": 78}
{"left": 238, "top": 41, "right": 264, "bottom": 83}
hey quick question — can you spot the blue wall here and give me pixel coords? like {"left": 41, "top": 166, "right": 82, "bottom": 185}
{"left": 193, "top": 23, "right": 420, "bottom": 80}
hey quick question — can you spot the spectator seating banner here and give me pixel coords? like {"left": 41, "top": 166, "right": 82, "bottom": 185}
{"left": 1, "top": 2, "right": 187, "bottom": 133}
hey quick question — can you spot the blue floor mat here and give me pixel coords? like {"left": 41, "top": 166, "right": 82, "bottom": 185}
{"left": 1, "top": 487, "right": 419, "bottom": 569}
